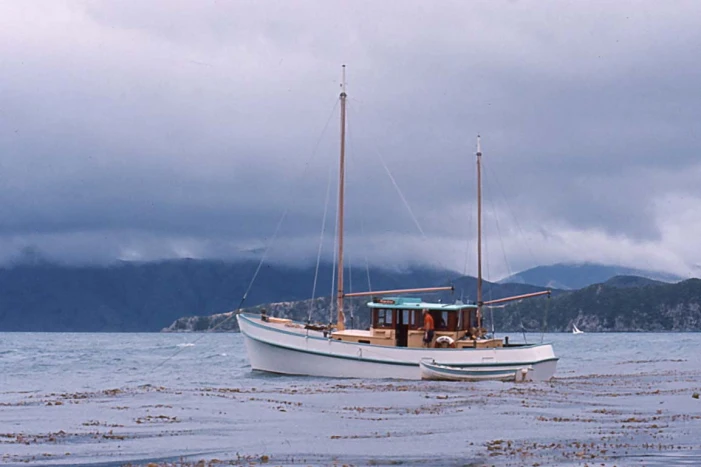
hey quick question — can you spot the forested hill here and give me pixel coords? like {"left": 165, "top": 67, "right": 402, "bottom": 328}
{"left": 164, "top": 276, "right": 701, "bottom": 333}
{"left": 498, "top": 277, "right": 701, "bottom": 332}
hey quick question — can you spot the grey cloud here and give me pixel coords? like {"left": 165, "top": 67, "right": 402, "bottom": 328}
{"left": 0, "top": 0, "right": 700, "bottom": 276}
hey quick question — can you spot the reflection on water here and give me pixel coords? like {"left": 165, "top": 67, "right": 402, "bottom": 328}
{"left": 1, "top": 332, "right": 700, "bottom": 466}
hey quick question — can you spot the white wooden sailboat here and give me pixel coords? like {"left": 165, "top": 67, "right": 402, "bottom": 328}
{"left": 236, "top": 67, "right": 558, "bottom": 381}
{"left": 572, "top": 324, "right": 584, "bottom": 334}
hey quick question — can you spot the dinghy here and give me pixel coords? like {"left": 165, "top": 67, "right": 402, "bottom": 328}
{"left": 419, "top": 358, "right": 533, "bottom": 382}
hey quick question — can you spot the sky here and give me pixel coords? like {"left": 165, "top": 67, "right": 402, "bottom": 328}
{"left": 1, "top": 0, "right": 700, "bottom": 280}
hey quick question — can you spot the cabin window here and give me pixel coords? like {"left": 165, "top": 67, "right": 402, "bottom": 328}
{"left": 430, "top": 311, "right": 449, "bottom": 330}
{"left": 385, "top": 310, "right": 394, "bottom": 326}
{"left": 460, "top": 309, "right": 475, "bottom": 334}
{"left": 375, "top": 309, "right": 394, "bottom": 328}
{"left": 448, "top": 311, "right": 458, "bottom": 331}
{"left": 410, "top": 310, "right": 420, "bottom": 329}
{"left": 439, "top": 311, "right": 449, "bottom": 330}
{"left": 398, "top": 309, "right": 418, "bottom": 328}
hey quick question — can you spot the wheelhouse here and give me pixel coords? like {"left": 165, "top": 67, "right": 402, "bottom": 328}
{"left": 330, "top": 296, "right": 504, "bottom": 349}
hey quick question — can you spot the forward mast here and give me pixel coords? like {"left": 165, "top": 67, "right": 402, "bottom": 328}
{"left": 336, "top": 65, "right": 347, "bottom": 330}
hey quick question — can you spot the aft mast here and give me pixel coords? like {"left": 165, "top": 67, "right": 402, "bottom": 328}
{"left": 473, "top": 136, "right": 550, "bottom": 323}
{"left": 476, "top": 135, "right": 483, "bottom": 334}
{"left": 336, "top": 65, "right": 347, "bottom": 331}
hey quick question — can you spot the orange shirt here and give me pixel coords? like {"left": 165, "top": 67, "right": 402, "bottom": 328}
{"left": 423, "top": 313, "right": 434, "bottom": 331}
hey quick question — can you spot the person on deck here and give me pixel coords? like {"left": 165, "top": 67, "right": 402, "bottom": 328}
{"left": 421, "top": 309, "right": 434, "bottom": 347}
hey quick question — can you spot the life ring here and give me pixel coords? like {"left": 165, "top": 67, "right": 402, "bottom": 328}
{"left": 435, "top": 336, "right": 456, "bottom": 348}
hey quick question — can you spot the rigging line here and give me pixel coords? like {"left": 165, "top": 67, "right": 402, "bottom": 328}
{"left": 362, "top": 218, "right": 373, "bottom": 292}
{"left": 373, "top": 141, "right": 460, "bottom": 282}
{"left": 541, "top": 294, "right": 551, "bottom": 344}
{"left": 463, "top": 198, "right": 474, "bottom": 277}
{"left": 484, "top": 154, "right": 537, "bottom": 271}
{"left": 346, "top": 99, "right": 427, "bottom": 239}
{"left": 329, "top": 161, "right": 340, "bottom": 327}
{"left": 305, "top": 97, "right": 343, "bottom": 322}
{"left": 229, "top": 98, "right": 338, "bottom": 304}
{"left": 329, "top": 250, "right": 337, "bottom": 326}
{"left": 234, "top": 98, "right": 339, "bottom": 312}
{"left": 151, "top": 204, "right": 292, "bottom": 373}
{"left": 461, "top": 168, "right": 475, "bottom": 302}
{"left": 373, "top": 146, "right": 427, "bottom": 238}
{"left": 350, "top": 104, "right": 455, "bottom": 283}
{"left": 151, "top": 99, "right": 340, "bottom": 373}
{"left": 481, "top": 186, "right": 496, "bottom": 338}
{"left": 347, "top": 250, "right": 354, "bottom": 327}
{"left": 345, "top": 101, "right": 357, "bottom": 327}
{"left": 485, "top": 159, "right": 550, "bottom": 344}
{"left": 483, "top": 161, "right": 513, "bottom": 280}
{"left": 310, "top": 160, "right": 335, "bottom": 322}
{"left": 346, "top": 102, "right": 373, "bottom": 294}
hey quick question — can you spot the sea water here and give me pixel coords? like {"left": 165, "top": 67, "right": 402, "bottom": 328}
{"left": 1, "top": 332, "right": 700, "bottom": 466}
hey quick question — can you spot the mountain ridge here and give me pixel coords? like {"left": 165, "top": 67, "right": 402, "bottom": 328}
{"left": 499, "top": 262, "right": 684, "bottom": 290}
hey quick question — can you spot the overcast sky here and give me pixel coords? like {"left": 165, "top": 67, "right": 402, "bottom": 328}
{"left": 1, "top": 0, "right": 700, "bottom": 280}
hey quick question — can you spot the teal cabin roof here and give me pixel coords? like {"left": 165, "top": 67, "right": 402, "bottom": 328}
{"left": 366, "top": 296, "right": 477, "bottom": 312}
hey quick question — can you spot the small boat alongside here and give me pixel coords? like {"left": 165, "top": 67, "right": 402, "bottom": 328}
{"left": 419, "top": 358, "right": 534, "bottom": 382}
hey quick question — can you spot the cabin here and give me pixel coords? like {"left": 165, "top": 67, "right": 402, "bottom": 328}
{"left": 330, "top": 296, "right": 504, "bottom": 349}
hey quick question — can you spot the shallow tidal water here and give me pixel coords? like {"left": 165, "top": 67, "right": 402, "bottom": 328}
{"left": 1, "top": 332, "right": 700, "bottom": 466}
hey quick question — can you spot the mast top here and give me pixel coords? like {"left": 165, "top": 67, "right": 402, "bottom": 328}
{"left": 340, "top": 64, "right": 347, "bottom": 96}
{"left": 476, "top": 134, "right": 482, "bottom": 156}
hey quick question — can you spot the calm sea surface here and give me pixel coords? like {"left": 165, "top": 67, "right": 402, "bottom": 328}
{"left": 1, "top": 332, "right": 700, "bottom": 466}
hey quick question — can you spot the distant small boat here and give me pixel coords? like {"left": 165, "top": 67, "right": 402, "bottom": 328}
{"left": 419, "top": 358, "right": 533, "bottom": 382}
{"left": 572, "top": 324, "right": 584, "bottom": 334}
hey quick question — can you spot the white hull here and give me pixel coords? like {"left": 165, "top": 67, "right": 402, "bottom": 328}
{"left": 237, "top": 313, "right": 558, "bottom": 381}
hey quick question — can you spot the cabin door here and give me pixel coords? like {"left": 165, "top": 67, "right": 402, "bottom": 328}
{"left": 395, "top": 310, "right": 409, "bottom": 347}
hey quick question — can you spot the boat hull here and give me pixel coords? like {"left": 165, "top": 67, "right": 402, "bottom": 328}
{"left": 419, "top": 359, "right": 533, "bottom": 382}
{"left": 237, "top": 313, "right": 558, "bottom": 381}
